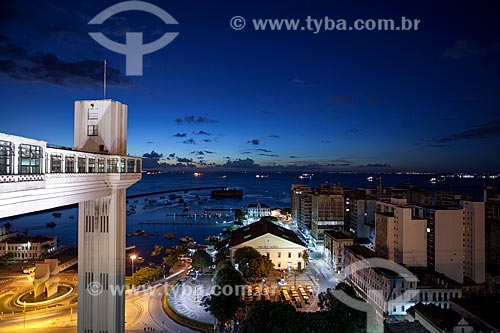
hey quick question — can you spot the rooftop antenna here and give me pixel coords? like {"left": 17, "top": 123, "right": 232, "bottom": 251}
{"left": 103, "top": 59, "right": 107, "bottom": 99}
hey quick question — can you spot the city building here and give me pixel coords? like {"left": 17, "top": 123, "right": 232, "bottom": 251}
{"left": 247, "top": 202, "right": 271, "bottom": 219}
{"left": 346, "top": 189, "right": 377, "bottom": 243}
{"left": 406, "top": 303, "right": 476, "bottom": 333}
{"left": 410, "top": 268, "right": 463, "bottom": 310}
{"left": 229, "top": 219, "right": 307, "bottom": 270}
{"left": 414, "top": 201, "right": 485, "bottom": 284}
{"left": 375, "top": 197, "right": 427, "bottom": 267}
{"left": 323, "top": 230, "right": 354, "bottom": 273}
{"left": 451, "top": 295, "right": 500, "bottom": 332}
{"left": 0, "top": 235, "right": 57, "bottom": 260}
{"left": 344, "top": 245, "right": 419, "bottom": 319}
{"left": 291, "top": 183, "right": 345, "bottom": 247}
{"left": 291, "top": 184, "right": 312, "bottom": 230}
{"left": 484, "top": 187, "right": 500, "bottom": 274}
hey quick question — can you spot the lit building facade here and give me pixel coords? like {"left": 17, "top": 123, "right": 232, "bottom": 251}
{"left": 247, "top": 202, "right": 271, "bottom": 218}
{"left": 344, "top": 245, "right": 419, "bottom": 319}
{"left": 414, "top": 201, "right": 485, "bottom": 284}
{"left": 229, "top": 219, "right": 307, "bottom": 270}
{"left": 375, "top": 197, "right": 427, "bottom": 267}
{"left": 0, "top": 235, "right": 57, "bottom": 260}
{"left": 323, "top": 230, "right": 354, "bottom": 273}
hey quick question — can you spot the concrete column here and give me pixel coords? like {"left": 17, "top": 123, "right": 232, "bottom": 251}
{"left": 77, "top": 187, "right": 127, "bottom": 333}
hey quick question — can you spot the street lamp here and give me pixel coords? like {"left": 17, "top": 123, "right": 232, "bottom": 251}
{"left": 130, "top": 254, "right": 137, "bottom": 275}
{"left": 23, "top": 301, "right": 26, "bottom": 328}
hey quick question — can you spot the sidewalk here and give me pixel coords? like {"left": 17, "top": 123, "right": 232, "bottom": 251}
{"left": 167, "top": 275, "right": 215, "bottom": 325}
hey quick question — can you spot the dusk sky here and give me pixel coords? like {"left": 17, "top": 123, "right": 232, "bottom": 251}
{"left": 1, "top": 0, "right": 499, "bottom": 172}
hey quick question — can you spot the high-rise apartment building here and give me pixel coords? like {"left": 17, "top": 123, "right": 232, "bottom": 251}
{"left": 414, "top": 201, "right": 485, "bottom": 284}
{"left": 375, "top": 197, "right": 427, "bottom": 267}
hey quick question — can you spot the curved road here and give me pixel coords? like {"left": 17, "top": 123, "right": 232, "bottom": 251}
{"left": 0, "top": 269, "right": 199, "bottom": 333}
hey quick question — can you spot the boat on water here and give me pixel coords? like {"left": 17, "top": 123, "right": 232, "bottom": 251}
{"left": 367, "top": 176, "right": 381, "bottom": 182}
{"left": 298, "top": 173, "right": 314, "bottom": 180}
{"left": 46, "top": 222, "right": 56, "bottom": 227}
{"left": 211, "top": 187, "right": 243, "bottom": 199}
{"left": 150, "top": 244, "right": 164, "bottom": 257}
{"left": 430, "top": 177, "right": 445, "bottom": 184}
{"left": 179, "top": 236, "right": 195, "bottom": 243}
{"left": 52, "top": 212, "right": 61, "bottom": 218}
{"left": 255, "top": 174, "right": 269, "bottom": 178}
{"left": 164, "top": 233, "right": 176, "bottom": 240}
{"left": 205, "top": 235, "right": 220, "bottom": 243}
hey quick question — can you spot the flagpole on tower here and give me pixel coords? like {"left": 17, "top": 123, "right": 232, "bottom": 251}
{"left": 103, "top": 59, "right": 107, "bottom": 99}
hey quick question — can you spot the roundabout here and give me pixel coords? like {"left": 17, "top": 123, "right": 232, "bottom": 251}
{"left": 16, "top": 284, "right": 74, "bottom": 307}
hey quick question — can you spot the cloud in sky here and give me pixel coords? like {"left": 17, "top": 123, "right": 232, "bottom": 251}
{"left": 193, "top": 130, "right": 211, "bottom": 135}
{"left": 292, "top": 78, "right": 315, "bottom": 88}
{"left": 202, "top": 139, "right": 212, "bottom": 143}
{"left": 0, "top": 35, "right": 134, "bottom": 88}
{"left": 443, "top": 39, "right": 500, "bottom": 59}
{"left": 430, "top": 120, "right": 500, "bottom": 144}
{"left": 176, "top": 115, "right": 217, "bottom": 124}
{"left": 269, "top": 134, "right": 280, "bottom": 138}
{"left": 142, "top": 151, "right": 163, "bottom": 159}
{"left": 359, "top": 163, "right": 391, "bottom": 168}
{"left": 350, "top": 128, "right": 362, "bottom": 133}
{"left": 248, "top": 139, "right": 260, "bottom": 145}
{"left": 183, "top": 138, "right": 196, "bottom": 144}
{"left": 173, "top": 133, "right": 187, "bottom": 137}
{"left": 223, "top": 158, "right": 260, "bottom": 169}
{"left": 255, "top": 148, "right": 272, "bottom": 153}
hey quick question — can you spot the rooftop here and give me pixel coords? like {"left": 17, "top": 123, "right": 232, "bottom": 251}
{"left": 384, "top": 321, "right": 430, "bottom": 333}
{"left": 407, "top": 303, "right": 463, "bottom": 331}
{"left": 324, "top": 230, "right": 354, "bottom": 240}
{"left": 230, "top": 220, "right": 305, "bottom": 248}
{"left": 453, "top": 296, "right": 500, "bottom": 330}
{"left": 3, "top": 235, "right": 56, "bottom": 244}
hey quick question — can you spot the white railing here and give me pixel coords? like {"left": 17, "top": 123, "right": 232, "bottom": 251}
{"left": 0, "top": 132, "right": 142, "bottom": 182}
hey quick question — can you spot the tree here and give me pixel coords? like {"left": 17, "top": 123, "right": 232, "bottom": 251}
{"left": 234, "top": 209, "right": 246, "bottom": 223}
{"left": 162, "top": 245, "right": 187, "bottom": 272}
{"left": 233, "top": 247, "right": 261, "bottom": 268}
{"left": 243, "top": 300, "right": 299, "bottom": 333}
{"left": 301, "top": 250, "right": 309, "bottom": 267}
{"left": 130, "top": 267, "right": 164, "bottom": 286}
{"left": 192, "top": 250, "right": 211, "bottom": 272}
{"left": 247, "top": 255, "right": 274, "bottom": 281}
{"left": 202, "top": 261, "right": 245, "bottom": 329}
{"left": 234, "top": 247, "right": 274, "bottom": 280}
{"left": 3, "top": 222, "right": 12, "bottom": 231}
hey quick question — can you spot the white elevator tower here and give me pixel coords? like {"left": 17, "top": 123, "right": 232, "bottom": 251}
{"left": 74, "top": 99, "right": 139, "bottom": 333}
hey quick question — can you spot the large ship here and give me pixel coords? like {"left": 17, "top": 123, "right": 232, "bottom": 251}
{"left": 211, "top": 187, "right": 243, "bottom": 199}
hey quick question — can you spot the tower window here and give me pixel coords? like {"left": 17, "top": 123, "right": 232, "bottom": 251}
{"left": 88, "top": 125, "right": 98, "bottom": 136}
{"left": 88, "top": 108, "right": 99, "bottom": 120}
